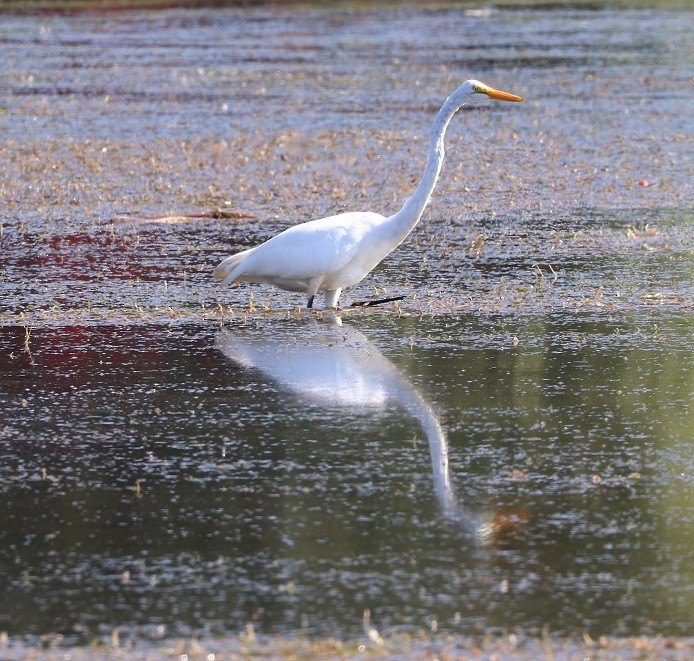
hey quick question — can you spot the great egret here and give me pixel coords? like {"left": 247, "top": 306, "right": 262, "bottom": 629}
{"left": 213, "top": 79, "right": 523, "bottom": 308}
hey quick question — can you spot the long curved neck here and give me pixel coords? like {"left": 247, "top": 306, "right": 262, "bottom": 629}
{"left": 377, "top": 93, "right": 463, "bottom": 247}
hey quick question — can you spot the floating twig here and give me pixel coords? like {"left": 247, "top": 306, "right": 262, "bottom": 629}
{"left": 113, "top": 209, "right": 257, "bottom": 224}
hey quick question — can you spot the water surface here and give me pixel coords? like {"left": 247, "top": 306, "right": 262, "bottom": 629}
{"left": 0, "top": 0, "right": 692, "bottom": 649}
{"left": 0, "top": 310, "right": 692, "bottom": 643}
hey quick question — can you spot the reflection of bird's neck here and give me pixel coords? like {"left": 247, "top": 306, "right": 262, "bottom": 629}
{"left": 378, "top": 92, "right": 467, "bottom": 249}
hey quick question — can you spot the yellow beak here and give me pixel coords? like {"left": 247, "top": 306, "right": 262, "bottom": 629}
{"left": 481, "top": 85, "right": 524, "bottom": 102}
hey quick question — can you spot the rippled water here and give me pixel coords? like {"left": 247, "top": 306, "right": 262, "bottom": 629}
{"left": 0, "top": 0, "right": 692, "bottom": 649}
{"left": 0, "top": 311, "right": 692, "bottom": 644}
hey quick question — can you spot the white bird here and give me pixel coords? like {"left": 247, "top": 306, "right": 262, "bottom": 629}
{"left": 213, "top": 79, "right": 523, "bottom": 308}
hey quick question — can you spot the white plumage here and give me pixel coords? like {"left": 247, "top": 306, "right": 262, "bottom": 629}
{"left": 213, "top": 79, "right": 523, "bottom": 308}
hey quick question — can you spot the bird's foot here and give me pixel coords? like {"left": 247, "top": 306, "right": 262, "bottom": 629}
{"left": 350, "top": 295, "right": 405, "bottom": 308}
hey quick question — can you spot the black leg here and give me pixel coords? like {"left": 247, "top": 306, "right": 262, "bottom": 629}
{"left": 307, "top": 295, "right": 315, "bottom": 308}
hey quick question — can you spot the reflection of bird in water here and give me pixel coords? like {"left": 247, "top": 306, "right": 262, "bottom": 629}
{"left": 213, "top": 80, "right": 523, "bottom": 309}
{"left": 216, "top": 316, "right": 496, "bottom": 542}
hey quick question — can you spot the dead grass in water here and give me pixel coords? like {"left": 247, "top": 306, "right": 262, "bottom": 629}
{"left": 0, "top": 630, "right": 691, "bottom": 660}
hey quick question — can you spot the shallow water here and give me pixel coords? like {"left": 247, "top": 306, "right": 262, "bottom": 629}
{"left": 0, "top": 0, "right": 692, "bottom": 648}
{"left": 0, "top": 2, "right": 692, "bottom": 318}
{"left": 0, "top": 311, "right": 692, "bottom": 644}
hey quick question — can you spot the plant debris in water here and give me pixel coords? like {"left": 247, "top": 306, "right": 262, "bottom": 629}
{"left": 1, "top": 630, "right": 693, "bottom": 660}
{"left": 0, "top": 2, "right": 691, "bottom": 323}
{"left": 0, "top": 1, "right": 692, "bottom": 655}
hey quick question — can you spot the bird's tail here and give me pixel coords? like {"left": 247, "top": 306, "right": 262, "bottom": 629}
{"left": 213, "top": 247, "right": 255, "bottom": 284}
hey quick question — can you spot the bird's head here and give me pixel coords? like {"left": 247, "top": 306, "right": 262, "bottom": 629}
{"left": 466, "top": 79, "right": 524, "bottom": 102}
